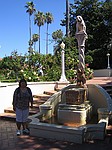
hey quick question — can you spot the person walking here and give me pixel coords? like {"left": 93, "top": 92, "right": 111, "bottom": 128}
{"left": 12, "top": 79, "right": 33, "bottom": 136}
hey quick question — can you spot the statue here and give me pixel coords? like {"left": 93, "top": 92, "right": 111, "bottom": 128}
{"left": 75, "top": 16, "right": 87, "bottom": 86}
{"left": 77, "top": 68, "right": 86, "bottom": 87}
{"left": 75, "top": 16, "right": 87, "bottom": 47}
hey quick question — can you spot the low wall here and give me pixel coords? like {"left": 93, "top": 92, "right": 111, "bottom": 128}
{"left": 39, "top": 91, "right": 61, "bottom": 120}
{"left": 29, "top": 109, "right": 106, "bottom": 143}
{"left": 87, "top": 84, "right": 112, "bottom": 114}
{"left": 29, "top": 119, "right": 85, "bottom": 144}
{"left": 93, "top": 69, "right": 112, "bottom": 77}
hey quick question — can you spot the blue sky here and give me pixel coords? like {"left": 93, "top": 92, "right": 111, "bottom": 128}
{"left": 0, "top": 0, "right": 73, "bottom": 58}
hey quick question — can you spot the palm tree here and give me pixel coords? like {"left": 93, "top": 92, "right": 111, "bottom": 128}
{"left": 45, "top": 12, "right": 53, "bottom": 54}
{"left": 52, "top": 29, "right": 63, "bottom": 54}
{"left": 34, "top": 11, "right": 46, "bottom": 53}
{"left": 32, "top": 33, "right": 39, "bottom": 51}
{"left": 52, "top": 29, "right": 63, "bottom": 43}
{"left": 25, "top": 1, "right": 36, "bottom": 47}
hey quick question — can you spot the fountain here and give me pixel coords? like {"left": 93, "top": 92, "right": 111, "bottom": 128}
{"left": 57, "top": 87, "right": 92, "bottom": 126}
{"left": 56, "top": 15, "right": 90, "bottom": 127}
{"left": 28, "top": 83, "right": 112, "bottom": 143}
{"left": 28, "top": 16, "right": 112, "bottom": 144}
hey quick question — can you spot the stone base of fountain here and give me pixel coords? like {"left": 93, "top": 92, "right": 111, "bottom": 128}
{"left": 29, "top": 113, "right": 106, "bottom": 144}
{"left": 58, "top": 103, "right": 92, "bottom": 126}
{"left": 57, "top": 87, "right": 92, "bottom": 126}
{"left": 29, "top": 118, "right": 85, "bottom": 144}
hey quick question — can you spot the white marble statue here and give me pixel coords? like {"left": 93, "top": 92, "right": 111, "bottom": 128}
{"left": 75, "top": 16, "right": 87, "bottom": 86}
{"left": 75, "top": 16, "right": 88, "bottom": 72}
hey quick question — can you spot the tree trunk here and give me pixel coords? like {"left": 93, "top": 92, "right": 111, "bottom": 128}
{"left": 66, "top": 0, "right": 70, "bottom": 37}
{"left": 46, "top": 23, "right": 48, "bottom": 54}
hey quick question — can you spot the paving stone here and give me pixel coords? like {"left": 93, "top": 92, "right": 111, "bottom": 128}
{"left": 0, "top": 119, "right": 112, "bottom": 150}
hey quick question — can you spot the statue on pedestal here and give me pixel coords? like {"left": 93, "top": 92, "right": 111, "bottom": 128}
{"left": 75, "top": 16, "right": 87, "bottom": 86}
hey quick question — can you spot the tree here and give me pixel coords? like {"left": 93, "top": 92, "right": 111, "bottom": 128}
{"left": 61, "top": 0, "right": 112, "bottom": 69}
{"left": 25, "top": 1, "right": 36, "bottom": 48}
{"left": 66, "top": 0, "right": 70, "bottom": 37}
{"left": 45, "top": 12, "right": 53, "bottom": 54}
{"left": 52, "top": 29, "right": 63, "bottom": 41}
{"left": 52, "top": 29, "right": 63, "bottom": 54}
{"left": 32, "top": 33, "right": 39, "bottom": 51}
{"left": 34, "top": 11, "right": 46, "bottom": 53}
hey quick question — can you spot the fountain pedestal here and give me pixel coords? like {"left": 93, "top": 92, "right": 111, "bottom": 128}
{"left": 58, "top": 103, "right": 92, "bottom": 126}
{"left": 58, "top": 88, "right": 92, "bottom": 126}
{"left": 65, "top": 88, "right": 86, "bottom": 105}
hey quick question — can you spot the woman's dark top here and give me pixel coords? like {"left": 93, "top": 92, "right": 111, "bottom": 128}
{"left": 12, "top": 87, "right": 33, "bottom": 110}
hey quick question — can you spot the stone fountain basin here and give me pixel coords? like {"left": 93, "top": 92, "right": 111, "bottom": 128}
{"left": 28, "top": 83, "right": 112, "bottom": 143}
{"left": 29, "top": 113, "right": 106, "bottom": 144}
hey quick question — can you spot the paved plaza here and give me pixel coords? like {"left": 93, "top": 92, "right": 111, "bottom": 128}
{"left": 0, "top": 119, "right": 112, "bottom": 150}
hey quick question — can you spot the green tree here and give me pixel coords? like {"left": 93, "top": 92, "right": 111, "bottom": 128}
{"left": 34, "top": 11, "right": 46, "bottom": 53}
{"left": 25, "top": 1, "right": 36, "bottom": 48}
{"left": 0, "top": 50, "right": 25, "bottom": 81}
{"left": 32, "top": 33, "right": 39, "bottom": 51}
{"left": 52, "top": 29, "right": 63, "bottom": 54}
{"left": 61, "top": 0, "right": 112, "bottom": 69}
{"left": 39, "top": 54, "right": 61, "bottom": 81}
{"left": 45, "top": 12, "right": 53, "bottom": 54}
{"left": 52, "top": 29, "right": 63, "bottom": 42}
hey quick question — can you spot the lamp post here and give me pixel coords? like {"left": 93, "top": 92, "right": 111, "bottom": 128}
{"left": 59, "top": 42, "right": 68, "bottom": 82}
{"left": 107, "top": 53, "right": 110, "bottom": 69}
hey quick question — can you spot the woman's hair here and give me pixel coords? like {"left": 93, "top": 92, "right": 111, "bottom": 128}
{"left": 19, "top": 79, "right": 27, "bottom": 87}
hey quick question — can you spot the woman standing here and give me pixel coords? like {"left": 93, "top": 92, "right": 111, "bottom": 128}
{"left": 12, "top": 79, "right": 33, "bottom": 136}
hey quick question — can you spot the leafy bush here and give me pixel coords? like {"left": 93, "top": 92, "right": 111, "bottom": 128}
{"left": 0, "top": 46, "right": 93, "bottom": 82}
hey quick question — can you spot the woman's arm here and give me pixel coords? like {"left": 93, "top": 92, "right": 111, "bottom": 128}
{"left": 12, "top": 88, "right": 18, "bottom": 111}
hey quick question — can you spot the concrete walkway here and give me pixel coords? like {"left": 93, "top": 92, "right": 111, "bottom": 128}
{"left": 86, "top": 77, "right": 112, "bottom": 85}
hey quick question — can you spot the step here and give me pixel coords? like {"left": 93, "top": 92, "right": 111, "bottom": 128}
{"left": 102, "top": 85, "right": 112, "bottom": 90}
{"left": 4, "top": 107, "right": 15, "bottom": 113}
{"left": 55, "top": 88, "right": 63, "bottom": 91}
{"left": 4, "top": 106, "right": 40, "bottom": 115}
{"left": 43, "top": 90, "right": 57, "bottom": 96}
{"left": 105, "top": 89, "right": 112, "bottom": 93}
{"left": 0, "top": 112, "right": 37, "bottom": 121}
{"left": 29, "top": 108, "right": 40, "bottom": 115}
{"left": 33, "top": 94, "right": 51, "bottom": 100}
{"left": 33, "top": 97, "right": 46, "bottom": 104}
{"left": 102, "top": 84, "right": 112, "bottom": 87}
{"left": 0, "top": 112, "right": 16, "bottom": 121}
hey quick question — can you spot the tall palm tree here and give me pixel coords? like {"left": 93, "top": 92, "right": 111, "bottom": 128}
{"left": 25, "top": 1, "right": 36, "bottom": 47}
{"left": 32, "top": 33, "right": 39, "bottom": 51}
{"left": 34, "top": 11, "right": 46, "bottom": 53}
{"left": 45, "top": 12, "right": 53, "bottom": 54}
